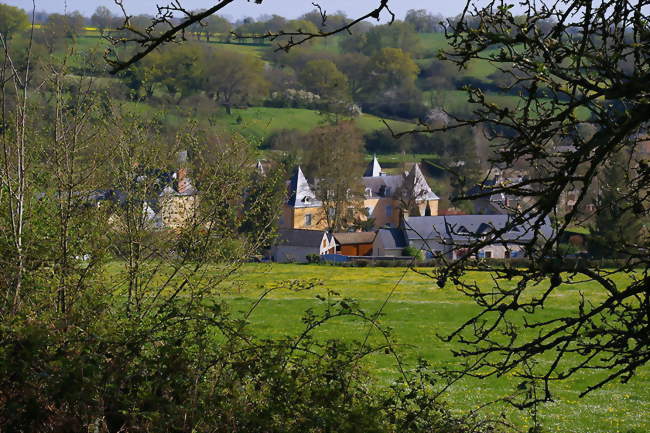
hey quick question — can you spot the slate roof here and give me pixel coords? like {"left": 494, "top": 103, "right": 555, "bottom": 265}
{"left": 403, "top": 164, "right": 439, "bottom": 201}
{"left": 404, "top": 215, "right": 552, "bottom": 244}
{"left": 287, "top": 166, "right": 322, "bottom": 208}
{"left": 333, "top": 232, "right": 377, "bottom": 245}
{"left": 276, "top": 229, "right": 326, "bottom": 247}
{"left": 362, "top": 175, "right": 404, "bottom": 198}
{"left": 375, "top": 228, "right": 407, "bottom": 250}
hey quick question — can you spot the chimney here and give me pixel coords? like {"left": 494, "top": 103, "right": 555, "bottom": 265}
{"left": 177, "top": 167, "right": 189, "bottom": 194}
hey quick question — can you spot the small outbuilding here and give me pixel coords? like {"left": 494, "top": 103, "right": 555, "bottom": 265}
{"left": 269, "top": 229, "right": 335, "bottom": 263}
{"left": 372, "top": 228, "right": 408, "bottom": 257}
{"left": 333, "top": 232, "right": 377, "bottom": 256}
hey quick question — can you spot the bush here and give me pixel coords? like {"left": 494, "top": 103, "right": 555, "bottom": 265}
{"left": 306, "top": 253, "right": 320, "bottom": 264}
{"left": 403, "top": 246, "right": 424, "bottom": 260}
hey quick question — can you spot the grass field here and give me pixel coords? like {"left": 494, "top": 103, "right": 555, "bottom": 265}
{"left": 193, "top": 263, "right": 650, "bottom": 433}
{"left": 212, "top": 107, "right": 414, "bottom": 140}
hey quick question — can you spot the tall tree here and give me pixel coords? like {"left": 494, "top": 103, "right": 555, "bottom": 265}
{"left": 589, "top": 150, "right": 645, "bottom": 258}
{"left": 203, "top": 47, "right": 268, "bottom": 114}
{"left": 303, "top": 122, "right": 366, "bottom": 231}
{"left": 419, "top": 0, "right": 650, "bottom": 406}
{"left": 91, "top": 6, "right": 115, "bottom": 33}
{"left": 299, "top": 59, "right": 349, "bottom": 102}
{"left": 0, "top": 3, "right": 28, "bottom": 38}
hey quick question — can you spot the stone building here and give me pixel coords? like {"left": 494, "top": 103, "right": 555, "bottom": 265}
{"left": 280, "top": 156, "right": 440, "bottom": 231}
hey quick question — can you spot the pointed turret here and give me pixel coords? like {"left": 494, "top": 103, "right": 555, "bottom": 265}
{"left": 287, "top": 166, "right": 321, "bottom": 208}
{"left": 256, "top": 160, "right": 265, "bottom": 175}
{"left": 405, "top": 163, "right": 439, "bottom": 201}
{"left": 364, "top": 154, "right": 383, "bottom": 177}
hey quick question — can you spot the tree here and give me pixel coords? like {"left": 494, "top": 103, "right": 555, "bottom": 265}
{"left": 404, "top": 9, "right": 444, "bottom": 33}
{"left": 364, "top": 47, "right": 419, "bottom": 93}
{"left": 303, "top": 122, "right": 366, "bottom": 231}
{"left": 105, "top": 2, "right": 394, "bottom": 73}
{"left": 203, "top": 14, "right": 232, "bottom": 42}
{"left": 361, "top": 47, "right": 424, "bottom": 119}
{"left": 0, "top": 3, "right": 28, "bottom": 38}
{"left": 341, "top": 21, "right": 422, "bottom": 56}
{"left": 407, "top": 0, "right": 650, "bottom": 406}
{"left": 37, "top": 12, "right": 85, "bottom": 53}
{"left": 589, "top": 150, "right": 645, "bottom": 258}
{"left": 202, "top": 47, "right": 268, "bottom": 114}
{"left": 91, "top": 6, "right": 115, "bottom": 33}
{"left": 299, "top": 59, "right": 349, "bottom": 102}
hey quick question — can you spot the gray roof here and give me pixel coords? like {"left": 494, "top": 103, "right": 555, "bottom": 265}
{"left": 375, "top": 228, "right": 407, "bottom": 250}
{"left": 362, "top": 175, "right": 404, "bottom": 198}
{"left": 404, "top": 215, "right": 552, "bottom": 244}
{"left": 364, "top": 155, "right": 383, "bottom": 177}
{"left": 403, "top": 164, "right": 439, "bottom": 201}
{"left": 287, "top": 166, "right": 322, "bottom": 208}
{"left": 276, "top": 229, "right": 327, "bottom": 247}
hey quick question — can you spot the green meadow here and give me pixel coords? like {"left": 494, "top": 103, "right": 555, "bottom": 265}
{"left": 184, "top": 263, "right": 649, "bottom": 433}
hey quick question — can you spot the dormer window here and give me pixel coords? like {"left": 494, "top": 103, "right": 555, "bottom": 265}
{"left": 303, "top": 196, "right": 311, "bottom": 203}
{"left": 365, "top": 188, "right": 372, "bottom": 198}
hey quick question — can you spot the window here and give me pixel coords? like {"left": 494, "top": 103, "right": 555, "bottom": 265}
{"left": 328, "top": 207, "right": 336, "bottom": 218}
{"left": 347, "top": 207, "right": 355, "bottom": 219}
{"left": 385, "top": 206, "right": 393, "bottom": 217}
{"left": 365, "top": 207, "right": 371, "bottom": 216}
{"left": 304, "top": 213, "right": 312, "bottom": 226}
{"left": 303, "top": 196, "right": 311, "bottom": 204}
{"left": 484, "top": 250, "right": 492, "bottom": 259}
{"left": 385, "top": 187, "right": 392, "bottom": 197}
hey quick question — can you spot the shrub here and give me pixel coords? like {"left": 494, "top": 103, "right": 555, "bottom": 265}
{"left": 402, "top": 246, "right": 424, "bottom": 260}
{"left": 306, "top": 253, "right": 320, "bottom": 264}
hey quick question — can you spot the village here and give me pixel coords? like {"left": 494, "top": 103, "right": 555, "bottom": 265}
{"left": 90, "top": 151, "right": 556, "bottom": 264}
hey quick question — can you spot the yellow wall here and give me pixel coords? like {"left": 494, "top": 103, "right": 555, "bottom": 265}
{"left": 161, "top": 195, "right": 198, "bottom": 229}
{"left": 282, "top": 205, "right": 328, "bottom": 230}
{"left": 282, "top": 198, "right": 439, "bottom": 231}
{"left": 363, "top": 197, "right": 400, "bottom": 227}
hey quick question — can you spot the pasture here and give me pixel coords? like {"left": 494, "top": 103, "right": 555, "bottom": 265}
{"left": 207, "top": 263, "right": 649, "bottom": 433}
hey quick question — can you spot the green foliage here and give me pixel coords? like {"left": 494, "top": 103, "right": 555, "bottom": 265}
{"left": 341, "top": 21, "right": 422, "bottom": 57}
{"left": 0, "top": 3, "right": 28, "bottom": 38}
{"left": 589, "top": 151, "right": 645, "bottom": 258}
{"left": 305, "top": 253, "right": 320, "bottom": 263}
{"left": 402, "top": 246, "right": 424, "bottom": 260}
{"left": 299, "top": 58, "right": 349, "bottom": 102}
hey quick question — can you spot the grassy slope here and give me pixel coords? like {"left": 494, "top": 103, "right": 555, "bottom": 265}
{"left": 204, "top": 263, "right": 649, "bottom": 433}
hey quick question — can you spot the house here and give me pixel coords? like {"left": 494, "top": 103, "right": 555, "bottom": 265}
{"left": 268, "top": 229, "right": 336, "bottom": 263}
{"left": 403, "top": 215, "right": 553, "bottom": 260}
{"left": 281, "top": 156, "right": 440, "bottom": 231}
{"left": 467, "top": 174, "right": 526, "bottom": 215}
{"left": 280, "top": 166, "right": 326, "bottom": 230}
{"left": 333, "top": 232, "right": 376, "bottom": 256}
{"left": 372, "top": 228, "right": 408, "bottom": 257}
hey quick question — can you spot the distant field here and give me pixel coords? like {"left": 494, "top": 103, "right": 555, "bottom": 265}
{"left": 225, "top": 107, "right": 414, "bottom": 140}
{"left": 426, "top": 89, "right": 593, "bottom": 120}
{"left": 197, "top": 263, "right": 649, "bottom": 433}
